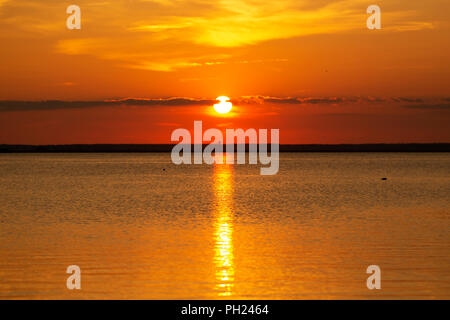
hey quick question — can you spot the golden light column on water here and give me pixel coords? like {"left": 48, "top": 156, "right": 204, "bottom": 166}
{"left": 213, "top": 156, "right": 235, "bottom": 297}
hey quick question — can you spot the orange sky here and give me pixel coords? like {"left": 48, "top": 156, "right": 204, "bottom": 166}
{"left": 0, "top": 0, "right": 449, "bottom": 144}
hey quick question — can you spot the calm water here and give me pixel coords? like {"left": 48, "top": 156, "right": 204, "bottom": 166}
{"left": 0, "top": 153, "right": 449, "bottom": 299}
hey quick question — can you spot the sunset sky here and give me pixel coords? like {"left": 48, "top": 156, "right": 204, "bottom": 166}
{"left": 0, "top": 0, "right": 449, "bottom": 144}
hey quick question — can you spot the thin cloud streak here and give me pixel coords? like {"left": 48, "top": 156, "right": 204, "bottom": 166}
{"left": 0, "top": 98, "right": 214, "bottom": 111}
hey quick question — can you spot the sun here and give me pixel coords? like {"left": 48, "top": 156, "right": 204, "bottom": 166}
{"left": 213, "top": 96, "right": 232, "bottom": 114}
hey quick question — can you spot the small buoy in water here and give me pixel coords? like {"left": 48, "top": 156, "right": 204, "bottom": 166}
{"left": 381, "top": 177, "right": 387, "bottom": 180}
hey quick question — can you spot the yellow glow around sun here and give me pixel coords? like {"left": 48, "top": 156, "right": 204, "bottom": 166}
{"left": 214, "top": 96, "right": 232, "bottom": 114}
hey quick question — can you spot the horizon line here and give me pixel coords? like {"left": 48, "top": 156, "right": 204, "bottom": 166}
{"left": 1, "top": 143, "right": 449, "bottom": 153}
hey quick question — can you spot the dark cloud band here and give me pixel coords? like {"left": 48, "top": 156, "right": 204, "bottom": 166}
{"left": 0, "top": 97, "right": 449, "bottom": 112}
{"left": 0, "top": 98, "right": 215, "bottom": 111}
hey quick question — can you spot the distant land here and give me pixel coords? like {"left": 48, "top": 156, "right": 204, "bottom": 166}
{"left": 0, "top": 144, "right": 449, "bottom": 153}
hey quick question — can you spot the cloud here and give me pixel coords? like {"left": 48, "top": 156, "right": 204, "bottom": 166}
{"left": 233, "top": 96, "right": 371, "bottom": 105}
{"left": 144, "top": 0, "right": 435, "bottom": 48}
{"left": 0, "top": 96, "right": 346, "bottom": 112}
{"left": 0, "top": 98, "right": 215, "bottom": 111}
{"left": 2, "top": 96, "right": 450, "bottom": 112}
{"left": 108, "top": 98, "right": 215, "bottom": 106}
{"left": 0, "top": 100, "right": 103, "bottom": 111}
{"left": 269, "top": 97, "right": 346, "bottom": 104}
{"left": 392, "top": 97, "right": 425, "bottom": 103}
{"left": 1, "top": 0, "right": 442, "bottom": 73}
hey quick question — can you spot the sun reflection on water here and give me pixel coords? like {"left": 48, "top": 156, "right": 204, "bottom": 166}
{"left": 213, "top": 161, "right": 234, "bottom": 297}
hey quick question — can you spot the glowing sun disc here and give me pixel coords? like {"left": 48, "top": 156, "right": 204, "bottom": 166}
{"left": 214, "top": 96, "right": 232, "bottom": 114}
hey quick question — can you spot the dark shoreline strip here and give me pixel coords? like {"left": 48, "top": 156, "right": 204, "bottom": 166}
{"left": 0, "top": 144, "right": 449, "bottom": 153}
